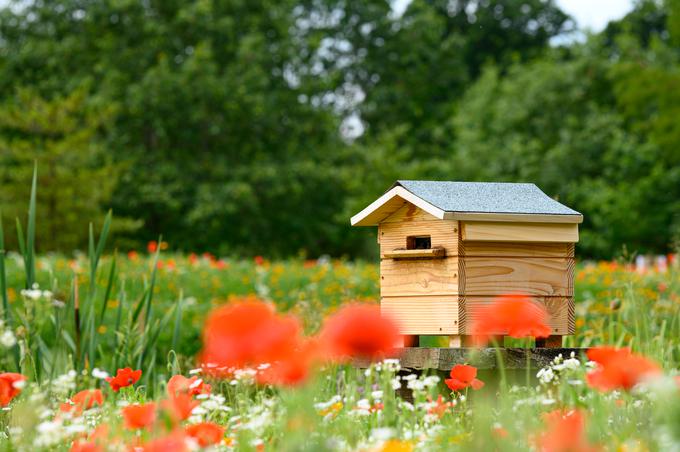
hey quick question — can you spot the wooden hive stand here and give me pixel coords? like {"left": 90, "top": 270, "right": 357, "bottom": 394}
{"left": 351, "top": 180, "right": 582, "bottom": 348}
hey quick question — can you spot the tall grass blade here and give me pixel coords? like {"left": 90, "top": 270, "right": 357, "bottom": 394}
{"left": 143, "top": 236, "right": 162, "bottom": 328}
{"left": 0, "top": 210, "right": 10, "bottom": 322}
{"left": 0, "top": 212, "right": 20, "bottom": 371}
{"left": 94, "top": 211, "right": 112, "bottom": 273}
{"left": 171, "top": 291, "right": 183, "bottom": 352}
{"left": 25, "top": 162, "right": 38, "bottom": 288}
{"left": 98, "top": 251, "right": 117, "bottom": 325}
{"left": 131, "top": 287, "right": 149, "bottom": 324}
{"left": 15, "top": 218, "right": 25, "bottom": 266}
{"left": 112, "top": 284, "right": 126, "bottom": 371}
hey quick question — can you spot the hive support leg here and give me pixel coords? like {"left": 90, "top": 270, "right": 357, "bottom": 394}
{"left": 536, "top": 335, "right": 563, "bottom": 348}
{"left": 402, "top": 335, "right": 419, "bottom": 347}
{"left": 448, "top": 335, "right": 461, "bottom": 348}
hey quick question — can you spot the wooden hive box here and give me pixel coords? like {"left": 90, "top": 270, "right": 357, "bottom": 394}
{"left": 351, "top": 180, "right": 583, "bottom": 348}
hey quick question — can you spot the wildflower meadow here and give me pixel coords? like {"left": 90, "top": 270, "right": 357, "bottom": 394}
{"left": 0, "top": 177, "right": 679, "bottom": 451}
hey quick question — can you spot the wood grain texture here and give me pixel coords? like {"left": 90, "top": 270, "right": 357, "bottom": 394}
{"left": 379, "top": 220, "right": 459, "bottom": 257}
{"left": 444, "top": 212, "right": 583, "bottom": 224}
{"left": 459, "top": 241, "right": 575, "bottom": 258}
{"left": 461, "top": 296, "right": 573, "bottom": 335}
{"left": 382, "top": 203, "right": 438, "bottom": 223}
{"left": 383, "top": 247, "right": 446, "bottom": 259}
{"left": 381, "top": 296, "right": 459, "bottom": 335}
{"left": 462, "top": 222, "right": 579, "bottom": 243}
{"left": 381, "top": 257, "right": 458, "bottom": 297}
{"left": 462, "top": 257, "right": 574, "bottom": 296}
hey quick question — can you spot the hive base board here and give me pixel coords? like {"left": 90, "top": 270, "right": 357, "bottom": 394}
{"left": 354, "top": 347, "right": 588, "bottom": 371}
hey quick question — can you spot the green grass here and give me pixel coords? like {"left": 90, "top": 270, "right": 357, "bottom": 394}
{"left": 0, "top": 177, "right": 679, "bottom": 449}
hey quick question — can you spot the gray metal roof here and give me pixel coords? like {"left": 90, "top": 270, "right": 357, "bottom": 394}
{"left": 392, "top": 180, "right": 581, "bottom": 216}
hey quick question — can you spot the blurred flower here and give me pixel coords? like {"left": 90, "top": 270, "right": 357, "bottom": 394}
{"left": 60, "top": 389, "right": 103, "bottom": 414}
{"left": 256, "top": 339, "right": 319, "bottom": 387}
{"left": 106, "top": 367, "right": 142, "bottom": 392}
{"left": 426, "top": 395, "right": 454, "bottom": 418}
{"left": 254, "top": 256, "right": 265, "bottom": 266}
{"left": 379, "top": 439, "right": 413, "bottom": 452}
{"left": 185, "top": 422, "right": 225, "bottom": 447}
{"left": 537, "top": 409, "right": 599, "bottom": 452}
{"left": 470, "top": 294, "right": 551, "bottom": 345}
{"left": 70, "top": 440, "right": 103, "bottom": 452}
{"left": 200, "top": 299, "right": 301, "bottom": 369}
{"left": 445, "top": 365, "right": 484, "bottom": 392}
{"left": 320, "top": 304, "right": 399, "bottom": 361}
{"left": 122, "top": 402, "right": 157, "bottom": 430}
{"left": 0, "top": 373, "right": 27, "bottom": 406}
{"left": 127, "top": 250, "right": 139, "bottom": 261}
{"left": 141, "top": 431, "right": 188, "bottom": 452}
{"left": 147, "top": 241, "right": 158, "bottom": 253}
{"left": 163, "top": 392, "right": 199, "bottom": 421}
{"left": 586, "top": 347, "right": 660, "bottom": 392}
{"left": 167, "top": 375, "right": 211, "bottom": 398}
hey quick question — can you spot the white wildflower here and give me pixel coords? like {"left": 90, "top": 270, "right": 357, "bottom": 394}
{"left": 356, "top": 399, "right": 371, "bottom": 411}
{"left": 370, "top": 427, "right": 395, "bottom": 441}
{"left": 537, "top": 367, "right": 555, "bottom": 384}
{"left": 371, "top": 390, "right": 383, "bottom": 400}
{"left": 91, "top": 368, "right": 109, "bottom": 379}
{"left": 423, "top": 375, "right": 440, "bottom": 388}
{"left": 0, "top": 330, "right": 16, "bottom": 348}
{"left": 391, "top": 378, "right": 402, "bottom": 390}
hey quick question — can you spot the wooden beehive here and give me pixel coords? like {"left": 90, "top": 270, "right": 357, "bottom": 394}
{"left": 351, "top": 181, "right": 582, "bottom": 348}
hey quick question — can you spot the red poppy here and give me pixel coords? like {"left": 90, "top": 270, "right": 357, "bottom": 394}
{"left": 122, "top": 402, "right": 157, "bottom": 430}
{"left": 426, "top": 395, "right": 454, "bottom": 418}
{"left": 492, "top": 426, "right": 509, "bottom": 439}
{"left": 254, "top": 255, "right": 265, "bottom": 266}
{"left": 106, "top": 367, "right": 142, "bottom": 392}
{"left": 127, "top": 250, "right": 139, "bottom": 261}
{"left": 470, "top": 294, "right": 551, "bottom": 345}
{"left": 60, "top": 389, "right": 104, "bottom": 414}
{"left": 188, "top": 253, "right": 199, "bottom": 265}
{"left": 141, "top": 431, "right": 188, "bottom": 452}
{"left": 213, "top": 259, "right": 228, "bottom": 270}
{"left": 167, "top": 375, "right": 211, "bottom": 398}
{"left": 200, "top": 300, "right": 301, "bottom": 369}
{"left": 319, "top": 304, "right": 399, "bottom": 361}
{"left": 445, "top": 364, "right": 484, "bottom": 392}
{"left": 70, "top": 441, "right": 103, "bottom": 452}
{"left": 585, "top": 346, "right": 660, "bottom": 392}
{"left": 163, "top": 392, "right": 200, "bottom": 421}
{"left": 185, "top": 422, "right": 225, "bottom": 447}
{"left": 147, "top": 241, "right": 158, "bottom": 253}
{"left": 256, "top": 339, "right": 319, "bottom": 387}
{"left": 0, "top": 373, "right": 27, "bottom": 406}
{"left": 537, "top": 409, "right": 599, "bottom": 452}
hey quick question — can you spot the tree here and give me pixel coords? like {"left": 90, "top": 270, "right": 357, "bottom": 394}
{"left": 0, "top": 87, "right": 121, "bottom": 250}
{"left": 450, "top": 37, "right": 680, "bottom": 257}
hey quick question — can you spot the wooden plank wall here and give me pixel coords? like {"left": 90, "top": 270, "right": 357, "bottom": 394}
{"left": 378, "top": 204, "right": 576, "bottom": 337}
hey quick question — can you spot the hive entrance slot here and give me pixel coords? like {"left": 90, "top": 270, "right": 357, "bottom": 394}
{"left": 407, "top": 235, "right": 431, "bottom": 250}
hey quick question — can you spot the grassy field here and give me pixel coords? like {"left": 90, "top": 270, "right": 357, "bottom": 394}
{"left": 0, "top": 247, "right": 679, "bottom": 450}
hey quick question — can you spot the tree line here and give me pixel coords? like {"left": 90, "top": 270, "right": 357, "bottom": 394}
{"left": 0, "top": 0, "right": 678, "bottom": 259}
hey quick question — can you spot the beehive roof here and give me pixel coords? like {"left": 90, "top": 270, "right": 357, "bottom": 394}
{"left": 351, "top": 180, "right": 582, "bottom": 226}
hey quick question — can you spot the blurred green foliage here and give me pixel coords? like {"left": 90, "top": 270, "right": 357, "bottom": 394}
{"left": 0, "top": 0, "right": 679, "bottom": 258}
